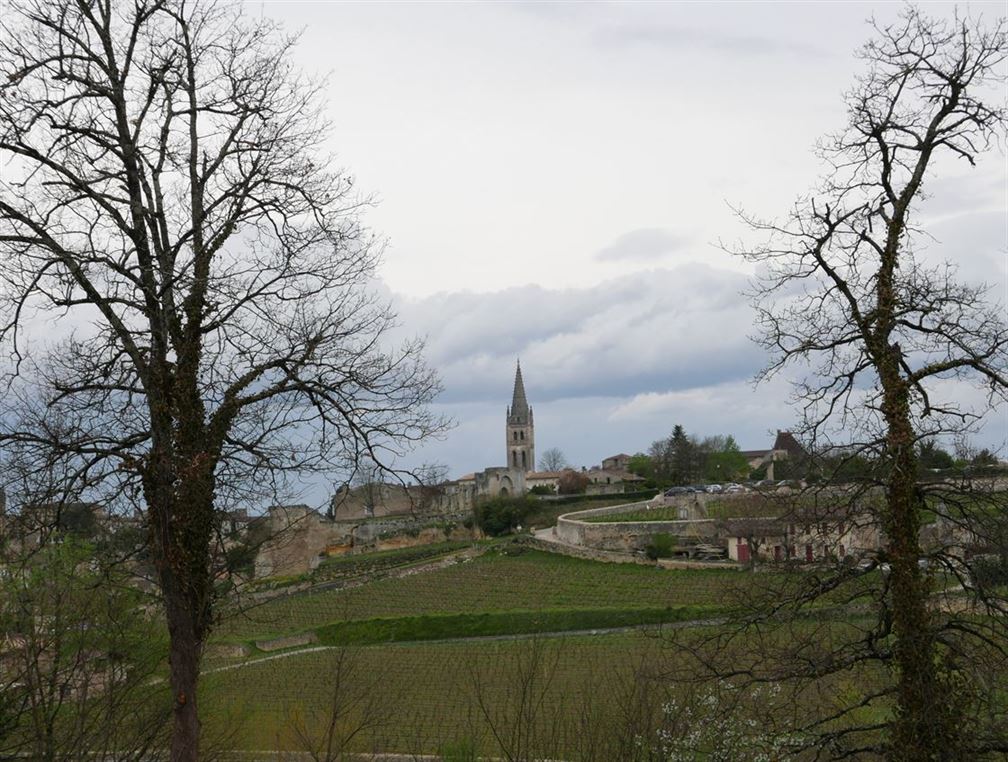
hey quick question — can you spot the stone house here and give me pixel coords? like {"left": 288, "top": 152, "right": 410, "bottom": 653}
{"left": 742, "top": 430, "right": 808, "bottom": 480}
{"left": 526, "top": 470, "right": 563, "bottom": 492}
{"left": 601, "top": 453, "right": 632, "bottom": 471}
{"left": 723, "top": 508, "right": 883, "bottom": 564}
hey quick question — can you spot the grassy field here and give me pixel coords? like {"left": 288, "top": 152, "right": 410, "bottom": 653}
{"left": 215, "top": 548, "right": 748, "bottom": 643}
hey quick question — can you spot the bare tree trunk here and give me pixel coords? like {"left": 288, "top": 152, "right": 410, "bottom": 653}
{"left": 147, "top": 426, "right": 216, "bottom": 762}
{"left": 165, "top": 596, "right": 202, "bottom": 762}
{"left": 880, "top": 370, "right": 957, "bottom": 759}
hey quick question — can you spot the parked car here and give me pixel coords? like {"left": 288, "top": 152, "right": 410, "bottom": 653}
{"left": 705, "top": 484, "right": 723, "bottom": 493}
{"left": 664, "top": 487, "right": 689, "bottom": 497}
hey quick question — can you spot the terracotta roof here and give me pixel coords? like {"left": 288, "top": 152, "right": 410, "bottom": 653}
{"left": 527, "top": 470, "right": 562, "bottom": 479}
{"left": 456, "top": 473, "right": 476, "bottom": 482}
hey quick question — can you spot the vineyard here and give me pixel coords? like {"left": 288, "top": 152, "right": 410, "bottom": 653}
{"left": 214, "top": 548, "right": 749, "bottom": 644}
{"left": 200, "top": 621, "right": 895, "bottom": 757}
{"left": 311, "top": 541, "right": 474, "bottom": 583}
{"left": 580, "top": 504, "right": 686, "bottom": 523}
{"left": 201, "top": 633, "right": 666, "bottom": 753}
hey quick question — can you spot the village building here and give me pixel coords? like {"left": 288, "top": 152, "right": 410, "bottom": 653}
{"left": 601, "top": 453, "right": 632, "bottom": 471}
{"left": 741, "top": 430, "right": 808, "bottom": 479}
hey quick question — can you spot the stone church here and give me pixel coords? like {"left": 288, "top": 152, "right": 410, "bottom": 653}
{"left": 506, "top": 361, "right": 535, "bottom": 473}
{"left": 441, "top": 361, "right": 537, "bottom": 502}
{"left": 328, "top": 362, "right": 541, "bottom": 518}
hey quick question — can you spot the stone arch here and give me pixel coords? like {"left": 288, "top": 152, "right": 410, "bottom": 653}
{"left": 500, "top": 475, "right": 514, "bottom": 496}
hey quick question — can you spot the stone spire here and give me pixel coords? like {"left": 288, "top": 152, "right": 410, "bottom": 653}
{"left": 505, "top": 360, "right": 534, "bottom": 472}
{"left": 509, "top": 360, "right": 530, "bottom": 422}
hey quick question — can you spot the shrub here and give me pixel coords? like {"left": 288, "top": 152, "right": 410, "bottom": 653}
{"left": 473, "top": 495, "right": 537, "bottom": 536}
{"left": 529, "top": 484, "right": 555, "bottom": 495}
{"left": 644, "top": 533, "right": 677, "bottom": 560}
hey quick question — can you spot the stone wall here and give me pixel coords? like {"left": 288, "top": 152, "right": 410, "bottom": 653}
{"left": 475, "top": 467, "right": 526, "bottom": 497}
{"left": 521, "top": 535, "right": 655, "bottom": 566}
{"left": 554, "top": 498, "right": 720, "bottom": 553}
{"left": 254, "top": 509, "right": 353, "bottom": 578}
{"left": 330, "top": 483, "right": 450, "bottom": 521}
{"left": 253, "top": 508, "right": 476, "bottom": 579}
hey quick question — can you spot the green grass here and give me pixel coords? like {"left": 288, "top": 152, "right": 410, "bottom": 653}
{"left": 215, "top": 548, "right": 747, "bottom": 642}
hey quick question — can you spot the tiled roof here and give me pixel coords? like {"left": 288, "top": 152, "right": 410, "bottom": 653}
{"left": 773, "top": 430, "right": 807, "bottom": 457}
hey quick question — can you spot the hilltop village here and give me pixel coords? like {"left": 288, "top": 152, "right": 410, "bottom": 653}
{"left": 249, "top": 362, "right": 823, "bottom": 576}
{"left": 333, "top": 361, "right": 798, "bottom": 519}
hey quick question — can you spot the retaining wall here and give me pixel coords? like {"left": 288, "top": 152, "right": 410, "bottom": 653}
{"left": 555, "top": 495, "right": 723, "bottom": 553}
{"left": 521, "top": 535, "right": 655, "bottom": 566}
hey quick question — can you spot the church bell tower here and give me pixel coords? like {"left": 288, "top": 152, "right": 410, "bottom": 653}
{"left": 506, "top": 361, "right": 535, "bottom": 472}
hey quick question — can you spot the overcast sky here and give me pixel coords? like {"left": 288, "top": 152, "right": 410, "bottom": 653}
{"left": 260, "top": 1, "right": 1007, "bottom": 483}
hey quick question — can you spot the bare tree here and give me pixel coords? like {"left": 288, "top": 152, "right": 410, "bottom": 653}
{"left": 285, "top": 647, "right": 388, "bottom": 761}
{"left": 0, "top": 1, "right": 446, "bottom": 759}
{"left": 466, "top": 636, "right": 565, "bottom": 762}
{"left": 704, "top": 8, "right": 1008, "bottom": 760}
{"left": 557, "top": 469, "right": 590, "bottom": 495}
{"left": 538, "top": 448, "right": 568, "bottom": 472}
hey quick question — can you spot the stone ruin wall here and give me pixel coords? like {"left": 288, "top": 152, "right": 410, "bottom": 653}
{"left": 253, "top": 505, "right": 478, "bottom": 578}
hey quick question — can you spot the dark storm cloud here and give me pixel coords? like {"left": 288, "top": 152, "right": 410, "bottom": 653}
{"left": 392, "top": 263, "right": 764, "bottom": 407}
{"left": 595, "top": 228, "right": 688, "bottom": 262}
